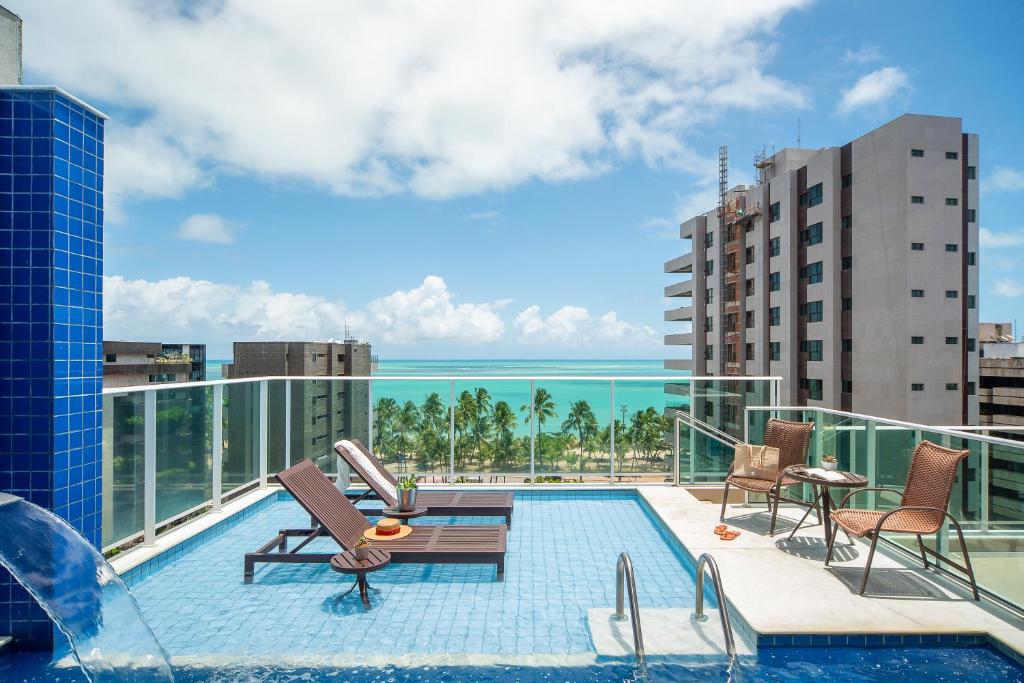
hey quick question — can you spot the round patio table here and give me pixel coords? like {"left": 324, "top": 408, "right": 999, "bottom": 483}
{"left": 330, "top": 548, "right": 391, "bottom": 609}
{"left": 785, "top": 466, "right": 867, "bottom": 550}
{"left": 380, "top": 505, "right": 428, "bottom": 524}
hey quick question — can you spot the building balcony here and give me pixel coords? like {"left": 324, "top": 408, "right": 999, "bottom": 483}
{"left": 664, "top": 304, "right": 694, "bottom": 322}
{"left": 664, "top": 252, "right": 693, "bottom": 274}
{"left": 664, "top": 280, "right": 693, "bottom": 297}
{"left": 664, "top": 332, "right": 694, "bottom": 346}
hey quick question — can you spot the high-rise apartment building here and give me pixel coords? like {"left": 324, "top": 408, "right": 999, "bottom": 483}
{"left": 222, "top": 340, "right": 374, "bottom": 472}
{"left": 666, "top": 114, "right": 979, "bottom": 426}
{"left": 979, "top": 322, "right": 1024, "bottom": 434}
{"left": 102, "top": 341, "right": 207, "bottom": 387}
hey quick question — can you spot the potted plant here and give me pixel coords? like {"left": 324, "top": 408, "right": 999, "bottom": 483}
{"left": 354, "top": 535, "right": 371, "bottom": 561}
{"left": 397, "top": 475, "right": 418, "bottom": 511}
{"left": 821, "top": 455, "right": 839, "bottom": 472}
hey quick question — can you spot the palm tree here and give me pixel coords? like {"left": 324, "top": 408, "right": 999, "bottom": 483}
{"left": 454, "top": 390, "right": 478, "bottom": 469}
{"left": 521, "top": 387, "right": 557, "bottom": 467}
{"left": 418, "top": 392, "right": 448, "bottom": 471}
{"left": 395, "top": 401, "right": 420, "bottom": 471}
{"left": 491, "top": 400, "right": 516, "bottom": 470}
{"left": 471, "top": 387, "right": 494, "bottom": 467}
{"left": 561, "top": 400, "right": 598, "bottom": 470}
{"left": 373, "top": 397, "right": 400, "bottom": 460}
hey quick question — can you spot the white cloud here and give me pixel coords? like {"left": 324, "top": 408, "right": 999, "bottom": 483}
{"left": 837, "top": 66, "right": 909, "bottom": 113}
{"left": 985, "top": 167, "right": 1024, "bottom": 193}
{"left": 514, "top": 305, "right": 660, "bottom": 348}
{"left": 21, "top": 1, "right": 809, "bottom": 205}
{"left": 979, "top": 226, "right": 1024, "bottom": 248}
{"left": 176, "top": 213, "right": 239, "bottom": 244}
{"left": 466, "top": 210, "right": 499, "bottom": 222}
{"left": 841, "top": 46, "right": 882, "bottom": 64}
{"left": 994, "top": 279, "right": 1024, "bottom": 298}
{"left": 104, "top": 274, "right": 508, "bottom": 347}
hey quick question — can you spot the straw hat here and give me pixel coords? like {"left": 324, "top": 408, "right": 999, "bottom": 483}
{"left": 363, "top": 518, "right": 413, "bottom": 540}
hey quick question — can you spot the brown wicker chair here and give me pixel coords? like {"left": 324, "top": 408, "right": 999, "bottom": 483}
{"left": 825, "top": 440, "right": 979, "bottom": 599}
{"left": 719, "top": 417, "right": 816, "bottom": 536}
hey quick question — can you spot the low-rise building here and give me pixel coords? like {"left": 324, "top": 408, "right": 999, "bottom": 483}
{"left": 102, "top": 341, "right": 207, "bottom": 388}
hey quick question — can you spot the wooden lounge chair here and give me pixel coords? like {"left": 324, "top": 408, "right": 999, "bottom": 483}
{"left": 825, "top": 440, "right": 979, "bottom": 599}
{"left": 335, "top": 439, "right": 514, "bottom": 527}
{"left": 243, "top": 460, "right": 506, "bottom": 583}
{"left": 719, "top": 417, "right": 817, "bottom": 536}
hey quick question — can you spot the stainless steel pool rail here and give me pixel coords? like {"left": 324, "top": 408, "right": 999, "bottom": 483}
{"left": 672, "top": 410, "right": 742, "bottom": 485}
{"left": 614, "top": 552, "right": 646, "bottom": 669}
{"left": 694, "top": 553, "right": 736, "bottom": 659}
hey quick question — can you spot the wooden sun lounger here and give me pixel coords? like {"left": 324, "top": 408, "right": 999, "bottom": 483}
{"left": 243, "top": 460, "right": 506, "bottom": 583}
{"left": 336, "top": 439, "right": 514, "bottom": 527}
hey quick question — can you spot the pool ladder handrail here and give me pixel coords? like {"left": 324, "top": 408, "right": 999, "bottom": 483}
{"left": 694, "top": 553, "right": 737, "bottom": 659}
{"left": 614, "top": 552, "right": 646, "bottom": 668}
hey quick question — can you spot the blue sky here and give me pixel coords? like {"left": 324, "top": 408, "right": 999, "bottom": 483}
{"left": 14, "top": 1, "right": 1024, "bottom": 359}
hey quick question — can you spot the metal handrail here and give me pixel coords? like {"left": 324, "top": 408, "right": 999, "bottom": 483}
{"left": 614, "top": 552, "right": 646, "bottom": 669}
{"left": 694, "top": 553, "right": 736, "bottom": 659}
{"left": 673, "top": 410, "right": 742, "bottom": 485}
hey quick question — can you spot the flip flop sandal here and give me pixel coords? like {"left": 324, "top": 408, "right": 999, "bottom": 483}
{"left": 714, "top": 525, "right": 728, "bottom": 535}
{"left": 721, "top": 531, "right": 741, "bottom": 541}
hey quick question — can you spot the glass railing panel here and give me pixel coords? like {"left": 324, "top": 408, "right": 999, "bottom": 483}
{"left": 101, "top": 392, "right": 145, "bottom": 547}
{"left": 282, "top": 378, "right": 371, "bottom": 476}
{"left": 452, "top": 380, "right": 532, "bottom": 482}
{"left": 222, "top": 381, "right": 260, "bottom": 492}
{"left": 371, "top": 379, "right": 450, "bottom": 480}
{"left": 613, "top": 379, "right": 670, "bottom": 483}
{"left": 265, "top": 380, "right": 288, "bottom": 476}
{"left": 153, "top": 386, "right": 213, "bottom": 523}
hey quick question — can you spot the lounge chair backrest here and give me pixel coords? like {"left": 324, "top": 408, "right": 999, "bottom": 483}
{"left": 764, "top": 417, "right": 814, "bottom": 471}
{"left": 276, "top": 460, "right": 371, "bottom": 549}
{"left": 901, "top": 440, "right": 968, "bottom": 515}
{"left": 334, "top": 439, "right": 400, "bottom": 506}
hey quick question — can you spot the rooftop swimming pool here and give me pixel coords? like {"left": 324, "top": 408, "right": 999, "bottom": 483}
{"left": 2, "top": 490, "right": 1023, "bottom": 681}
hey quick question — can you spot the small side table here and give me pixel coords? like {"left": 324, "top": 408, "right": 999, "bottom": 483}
{"left": 786, "top": 466, "right": 868, "bottom": 549}
{"left": 381, "top": 505, "right": 428, "bottom": 524}
{"left": 330, "top": 549, "right": 391, "bottom": 609}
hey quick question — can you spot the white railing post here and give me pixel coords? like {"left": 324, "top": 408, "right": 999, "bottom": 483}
{"left": 143, "top": 389, "right": 156, "bottom": 546}
{"left": 689, "top": 380, "right": 696, "bottom": 484}
{"left": 865, "top": 421, "right": 877, "bottom": 508}
{"left": 814, "top": 411, "right": 825, "bottom": 466}
{"left": 212, "top": 384, "right": 223, "bottom": 512}
{"left": 259, "top": 380, "right": 268, "bottom": 488}
{"left": 673, "top": 414, "right": 680, "bottom": 487}
{"left": 981, "top": 430, "right": 990, "bottom": 532}
{"left": 529, "top": 379, "right": 536, "bottom": 482}
{"left": 367, "top": 379, "right": 374, "bottom": 453}
{"left": 449, "top": 380, "right": 456, "bottom": 480}
{"left": 609, "top": 380, "right": 616, "bottom": 483}
{"left": 284, "top": 380, "right": 292, "bottom": 467}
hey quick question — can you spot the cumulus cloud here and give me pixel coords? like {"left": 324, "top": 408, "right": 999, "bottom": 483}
{"left": 985, "top": 167, "right": 1024, "bottom": 193}
{"left": 838, "top": 66, "right": 909, "bottom": 113}
{"left": 994, "top": 279, "right": 1024, "bottom": 298}
{"left": 841, "top": 46, "right": 882, "bottom": 64}
{"left": 105, "top": 274, "right": 509, "bottom": 347}
{"left": 21, "top": 1, "right": 808, "bottom": 206}
{"left": 176, "top": 213, "right": 239, "bottom": 244}
{"left": 979, "top": 226, "right": 1024, "bottom": 248}
{"left": 514, "top": 305, "right": 660, "bottom": 348}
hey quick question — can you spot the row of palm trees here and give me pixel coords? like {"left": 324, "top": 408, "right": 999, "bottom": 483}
{"left": 372, "top": 388, "right": 673, "bottom": 473}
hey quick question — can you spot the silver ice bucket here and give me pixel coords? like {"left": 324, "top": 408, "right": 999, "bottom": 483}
{"left": 397, "top": 488, "right": 418, "bottom": 512}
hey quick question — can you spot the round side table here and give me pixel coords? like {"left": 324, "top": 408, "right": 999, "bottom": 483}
{"left": 330, "top": 548, "right": 391, "bottom": 609}
{"left": 381, "top": 505, "right": 428, "bottom": 524}
{"left": 786, "top": 466, "right": 868, "bottom": 550}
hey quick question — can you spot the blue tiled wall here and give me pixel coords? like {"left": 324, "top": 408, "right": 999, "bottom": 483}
{"left": 0, "top": 87, "right": 105, "bottom": 650}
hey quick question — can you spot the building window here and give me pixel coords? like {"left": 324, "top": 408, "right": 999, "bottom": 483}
{"left": 800, "top": 261, "right": 823, "bottom": 284}
{"left": 945, "top": 197, "right": 959, "bottom": 206}
{"left": 704, "top": 345, "right": 714, "bottom": 361}
{"left": 148, "top": 373, "right": 176, "bottom": 383}
{"left": 911, "top": 336, "right": 924, "bottom": 345}
{"left": 966, "top": 165, "right": 976, "bottom": 180}
{"left": 799, "top": 182, "right": 823, "bottom": 208}
{"left": 945, "top": 243, "right": 958, "bottom": 252}
{"left": 911, "top": 242, "right": 924, "bottom": 251}
{"left": 911, "top": 383, "right": 924, "bottom": 392}
{"left": 105, "top": 353, "right": 116, "bottom": 363}
{"left": 705, "top": 317, "right": 713, "bottom": 332}
{"left": 724, "top": 344, "right": 736, "bottom": 363}
{"left": 705, "top": 231, "right": 714, "bottom": 248}
{"left": 769, "top": 307, "right": 780, "bottom": 326}
{"left": 800, "top": 378, "right": 823, "bottom": 400}
{"left": 968, "top": 294, "right": 976, "bottom": 309}
{"left": 800, "top": 222, "right": 823, "bottom": 245}
{"left": 842, "top": 297, "right": 852, "bottom": 311}
{"left": 945, "top": 336, "right": 958, "bottom": 345}
{"left": 842, "top": 256, "right": 852, "bottom": 270}
{"left": 745, "top": 278, "right": 755, "bottom": 296}
{"left": 842, "top": 380, "right": 853, "bottom": 393}
{"left": 705, "top": 288, "right": 714, "bottom": 304}
{"left": 769, "top": 342, "right": 781, "bottom": 361}
{"left": 769, "top": 271, "right": 781, "bottom": 291}
{"left": 911, "top": 149, "right": 924, "bottom": 157}
{"left": 967, "top": 381, "right": 975, "bottom": 395}
{"left": 725, "top": 283, "right": 737, "bottom": 301}
{"left": 911, "top": 289, "right": 925, "bottom": 298}
{"left": 745, "top": 311, "right": 755, "bottom": 329}
{"left": 842, "top": 339, "right": 852, "bottom": 352}
{"left": 745, "top": 245, "right": 755, "bottom": 264}
{"left": 842, "top": 173, "right": 852, "bottom": 188}
{"left": 967, "top": 338, "right": 975, "bottom": 352}
{"left": 725, "top": 252, "right": 737, "bottom": 272}
{"left": 967, "top": 209, "right": 976, "bottom": 223}
{"left": 911, "top": 195, "right": 925, "bottom": 204}
{"left": 945, "top": 290, "right": 958, "bottom": 298}
{"left": 705, "top": 259, "right": 714, "bottom": 275}
{"left": 769, "top": 201, "right": 781, "bottom": 222}
{"left": 704, "top": 400, "right": 715, "bottom": 417}
{"left": 745, "top": 343, "right": 755, "bottom": 361}
{"left": 801, "top": 340, "right": 823, "bottom": 361}
{"left": 945, "top": 383, "right": 959, "bottom": 391}
{"left": 946, "top": 151, "right": 959, "bottom": 160}
{"left": 841, "top": 215, "right": 852, "bottom": 230}
{"left": 801, "top": 300, "right": 823, "bottom": 322}
{"left": 769, "top": 237, "right": 781, "bottom": 257}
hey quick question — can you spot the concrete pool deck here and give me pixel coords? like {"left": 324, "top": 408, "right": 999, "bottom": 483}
{"left": 638, "top": 487, "right": 1024, "bottom": 657}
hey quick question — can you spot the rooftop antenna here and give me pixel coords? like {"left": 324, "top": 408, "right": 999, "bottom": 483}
{"left": 717, "top": 145, "right": 728, "bottom": 229}
{"left": 344, "top": 321, "right": 352, "bottom": 342}
{"left": 797, "top": 117, "right": 802, "bottom": 148}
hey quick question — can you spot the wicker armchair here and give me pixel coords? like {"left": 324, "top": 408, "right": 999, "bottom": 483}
{"left": 826, "top": 440, "right": 979, "bottom": 599}
{"left": 719, "top": 417, "right": 816, "bottom": 536}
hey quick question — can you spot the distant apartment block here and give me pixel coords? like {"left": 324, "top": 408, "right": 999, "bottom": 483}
{"left": 979, "top": 322, "right": 1024, "bottom": 434}
{"left": 102, "top": 341, "right": 207, "bottom": 388}
{"left": 665, "top": 114, "right": 979, "bottom": 426}
{"left": 222, "top": 340, "right": 374, "bottom": 471}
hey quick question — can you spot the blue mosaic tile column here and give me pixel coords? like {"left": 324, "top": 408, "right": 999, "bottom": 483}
{"left": 0, "top": 87, "right": 106, "bottom": 650}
